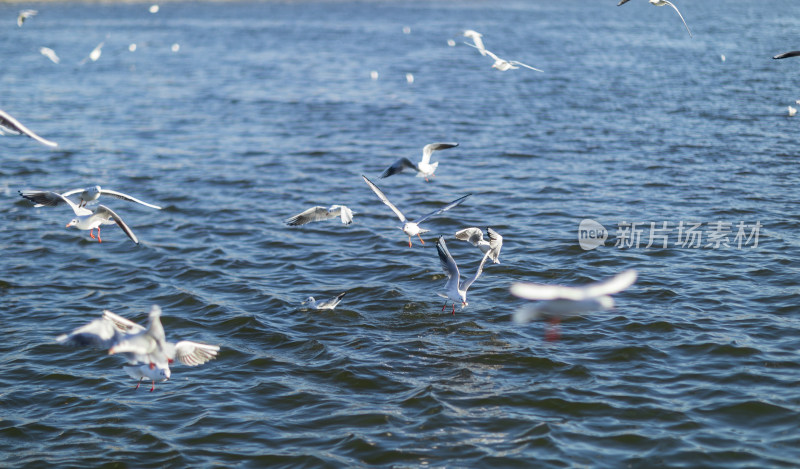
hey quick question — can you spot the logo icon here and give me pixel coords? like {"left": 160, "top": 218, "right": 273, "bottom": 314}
{"left": 578, "top": 219, "right": 608, "bottom": 251}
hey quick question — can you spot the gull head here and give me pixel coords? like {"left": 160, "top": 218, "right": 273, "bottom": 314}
{"left": 597, "top": 295, "right": 615, "bottom": 310}
{"left": 66, "top": 218, "right": 79, "bottom": 228}
{"left": 159, "top": 367, "right": 171, "bottom": 381}
{"left": 301, "top": 297, "right": 315, "bottom": 305}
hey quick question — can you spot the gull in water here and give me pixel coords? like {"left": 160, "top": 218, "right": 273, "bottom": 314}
{"left": 17, "top": 9, "right": 37, "bottom": 27}
{"left": 285, "top": 205, "right": 354, "bottom": 226}
{"left": 302, "top": 292, "right": 347, "bottom": 310}
{"left": 463, "top": 30, "right": 487, "bottom": 56}
{"left": 21, "top": 185, "right": 161, "bottom": 209}
{"left": 466, "top": 44, "right": 543, "bottom": 72}
{"left": 380, "top": 142, "right": 459, "bottom": 181}
{"left": 789, "top": 106, "right": 797, "bottom": 117}
{"left": 362, "top": 175, "right": 470, "bottom": 247}
{"left": 454, "top": 227, "right": 503, "bottom": 264}
{"left": 618, "top": 0, "right": 692, "bottom": 38}
{"left": 56, "top": 306, "right": 220, "bottom": 391}
{"left": 40, "top": 47, "right": 60, "bottom": 64}
{"left": 436, "top": 236, "right": 491, "bottom": 314}
{"left": 511, "top": 269, "right": 637, "bottom": 340}
{"left": 773, "top": 51, "right": 800, "bottom": 60}
{"left": 19, "top": 190, "right": 139, "bottom": 244}
{"left": 0, "top": 109, "right": 57, "bottom": 147}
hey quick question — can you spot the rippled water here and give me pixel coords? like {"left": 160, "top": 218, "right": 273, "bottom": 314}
{"left": 2, "top": 0, "right": 800, "bottom": 466}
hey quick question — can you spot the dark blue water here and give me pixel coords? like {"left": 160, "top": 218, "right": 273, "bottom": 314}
{"left": 2, "top": 0, "right": 800, "bottom": 466}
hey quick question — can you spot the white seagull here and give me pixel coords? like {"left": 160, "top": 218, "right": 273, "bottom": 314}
{"left": 302, "top": 291, "right": 347, "bottom": 310}
{"left": 40, "top": 47, "right": 60, "bottom": 64}
{"left": 285, "top": 205, "right": 354, "bottom": 226}
{"left": 124, "top": 362, "right": 170, "bottom": 391}
{"left": 21, "top": 185, "right": 161, "bottom": 209}
{"left": 618, "top": 0, "right": 692, "bottom": 38}
{"left": 17, "top": 9, "right": 37, "bottom": 27}
{"left": 56, "top": 306, "right": 220, "bottom": 391}
{"left": 19, "top": 190, "right": 140, "bottom": 244}
{"left": 379, "top": 142, "right": 459, "bottom": 181}
{"left": 454, "top": 227, "right": 503, "bottom": 264}
{"left": 362, "top": 175, "right": 470, "bottom": 247}
{"left": 511, "top": 269, "right": 638, "bottom": 339}
{"left": 0, "top": 109, "right": 57, "bottom": 147}
{"left": 467, "top": 44, "right": 543, "bottom": 72}
{"left": 436, "top": 236, "right": 491, "bottom": 314}
{"left": 463, "top": 30, "right": 487, "bottom": 56}
{"left": 79, "top": 41, "right": 104, "bottom": 65}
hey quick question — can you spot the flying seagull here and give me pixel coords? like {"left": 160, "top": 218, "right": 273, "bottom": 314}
{"left": 466, "top": 44, "right": 543, "bottom": 72}
{"left": 19, "top": 190, "right": 139, "bottom": 244}
{"left": 380, "top": 142, "right": 459, "bottom": 181}
{"left": 21, "top": 186, "right": 161, "bottom": 209}
{"left": 40, "top": 47, "right": 60, "bottom": 64}
{"left": 454, "top": 227, "right": 503, "bottom": 264}
{"left": 618, "top": 0, "right": 692, "bottom": 38}
{"left": 301, "top": 292, "right": 347, "bottom": 310}
{"left": 463, "top": 30, "right": 487, "bottom": 56}
{"left": 17, "top": 9, "right": 37, "bottom": 27}
{"left": 0, "top": 109, "right": 57, "bottom": 147}
{"left": 436, "top": 236, "right": 491, "bottom": 314}
{"left": 285, "top": 205, "right": 354, "bottom": 226}
{"left": 511, "top": 269, "right": 637, "bottom": 340}
{"left": 362, "top": 175, "right": 470, "bottom": 247}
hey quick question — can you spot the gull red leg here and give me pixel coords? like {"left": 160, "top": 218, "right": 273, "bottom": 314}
{"left": 97, "top": 226, "right": 102, "bottom": 243}
{"left": 452, "top": 305, "right": 455, "bottom": 315}
{"left": 90, "top": 229, "right": 96, "bottom": 240}
{"left": 442, "top": 300, "right": 448, "bottom": 311}
{"left": 150, "top": 381, "right": 155, "bottom": 392}
{"left": 545, "top": 318, "right": 561, "bottom": 342}
{"left": 134, "top": 378, "right": 142, "bottom": 390}
{"left": 418, "top": 234, "right": 425, "bottom": 245}
{"left": 408, "top": 237, "right": 412, "bottom": 248}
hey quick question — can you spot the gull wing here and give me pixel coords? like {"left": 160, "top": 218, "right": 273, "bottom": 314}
{"left": 415, "top": 193, "right": 471, "bottom": 225}
{"left": 56, "top": 316, "right": 126, "bottom": 348}
{"left": 511, "top": 269, "right": 637, "bottom": 301}
{"left": 509, "top": 61, "right": 544, "bottom": 72}
{"left": 482, "top": 48, "right": 501, "bottom": 62}
{"left": 486, "top": 227, "right": 503, "bottom": 263}
{"left": 285, "top": 206, "right": 335, "bottom": 226}
{"left": 435, "top": 236, "right": 460, "bottom": 291}
{"left": 171, "top": 341, "right": 220, "bottom": 366}
{"left": 420, "top": 142, "right": 458, "bottom": 165}
{"left": 362, "top": 175, "right": 407, "bottom": 223}
{"left": 94, "top": 205, "right": 139, "bottom": 245}
{"left": 617, "top": 0, "right": 632, "bottom": 5}
{"left": 663, "top": 1, "right": 692, "bottom": 38}
{"left": 455, "top": 227, "right": 484, "bottom": 247}
{"left": 102, "top": 310, "right": 145, "bottom": 334}
{"left": 19, "top": 190, "right": 89, "bottom": 216}
{"left": 330, "top": 205, "right": 354, "bottom": 225}
{"left": 380, "top": 157, "right": 417, "bottom": 178}
{"left": 583, "top": 269, "right": 638, "bottom": 298}
{"left": 0, "top": 109, "right": 58, "bottom": 147}
{"left": 463, "top": 30, "right": 486, "bottom": 55}
{"left": 99, "top": 189, "right": 162, "bottom": 209}
{"left": 774, "top": 51, "right": 800, "bottom": 59}
{"left": 462, "top": 250, "right": 491, "bottom": 293}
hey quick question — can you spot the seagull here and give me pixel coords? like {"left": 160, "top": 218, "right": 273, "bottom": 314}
{"left": 789, "top": 106, "right": 797, "bottom": 117}
{"left": 463, "top": 30, "right": 487, "bottom": 56}
{"left": 21, "top": 186, "right": 161, "bottom": 209}
{"left": 19, "top": 190, "right": 139, "bottom": 244}
{"left": 466, "top": 44, "right": 543, "bottom": 72}
{"left": 79, "top": 42, "right": 104, "bottom": 65}
{"left": 362, "top": 175, "right": 470, "bottom": 247}
{"left": 285, "top": 205, "right": 354, "bottom": 226}
{"left": 0, "top": 109, "right": 57, "bottom": 147}
{"left": 40, "top": 47, "right": 60, "bottom": 64}
{"left": 436, "top": 236, "right": 491, "bottom": 314}
{"left": 454, "top": 227, "right": 503, "bottom": 264}
{"left": 773, "top": 51, "right": 800, "bottom": 60}
{"left": 301, "top": 292, "right": 347, "bottom": 310}
{"left": 511, "top": 269, "right": 637, "bottom": 340}
{"left": 17, "top": 9, "right": 37, "bottom": 27}
{"left": 57, "top": 306, "right": 220, "bottom": 391}
{"left": 618, "top": 0, "right": 692, "bottom": 38}
{"left": 380, "top": 142, "right": 459, "bottom": 181}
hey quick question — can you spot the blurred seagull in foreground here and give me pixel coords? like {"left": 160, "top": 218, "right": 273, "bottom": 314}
{"left": 362, "top": 175, "right": 470, "bottom": 247}
{"left": 380, "top": 142, "right": 459, "bottom": 181}
{"left": 773, "top": 51, "right": 800, "bottom": 60}
{"left": 302, "top": 292, "right": 347, "bottom": 310}
{"left": 285, "top": 205, "right": 354, "bottom": 226}
{"left": 466, "top": 43, "right": 543, "bottom": 72}
{"left": 0, "top": 109, "right": 57, "bottom": 147}
{"left": 40, "top": 47, "right": 60, "bottom": 64}
{"left": 618, "top": 0, "right": 692, "bottom": 38}
{"left": 463, "top": 30, "right": 486, "bottom": 56}
{"left": 21, "top": 185, "right": 161, "bottom": 209}
{"left": 511, "top": 269, "right": 637, "bottom": 340}
{"left": 454, "top": 227, "right": 503, "bottom": 264}
{"left": 19, "top": 190, "right": 140, "bottom": 244}
{"left": 436, "top": 236, "right": 491, "bottom": 314}
{"left": 17, "top": 9, "right": 37, "bottom": 27}
{"left": 56, "top": 306, "right": 220, "bottom": 391}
